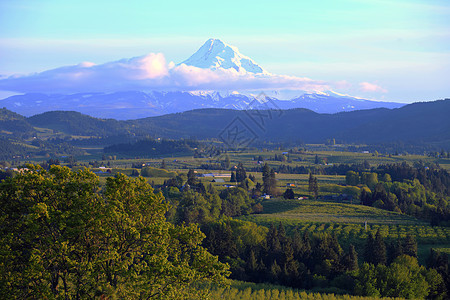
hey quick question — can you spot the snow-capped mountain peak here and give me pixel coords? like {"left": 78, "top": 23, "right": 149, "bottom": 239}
{"left": 180, "top": 38, "right": 269, "bottom": 75}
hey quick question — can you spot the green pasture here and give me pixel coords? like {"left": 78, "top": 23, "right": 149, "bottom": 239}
{"left": 242, "top": 199, "right": 424, "bottom": 226}
{"left": 208, "top": 280, "right": 402, "bottom": 300}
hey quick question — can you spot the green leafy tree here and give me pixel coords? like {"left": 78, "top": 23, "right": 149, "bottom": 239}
{"left": 346, "top": 171, "right": 359, "bottom": 186}
{"left": 0, "top": 165, "right": 229, "bottom": 299}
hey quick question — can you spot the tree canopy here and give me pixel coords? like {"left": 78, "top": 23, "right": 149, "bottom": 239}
{"left": 0, "top": 165, "right": 229, "bottom": 299}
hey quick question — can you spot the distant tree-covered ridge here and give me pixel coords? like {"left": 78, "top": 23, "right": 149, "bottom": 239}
{"left": 1, "top": 98, "right": 449, "bottom": 155}
{"left": 0, "top": 165, "right": 229, "bottom": 299}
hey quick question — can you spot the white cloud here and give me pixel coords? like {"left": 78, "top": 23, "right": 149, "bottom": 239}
{"left": 359, "top": 82, "right": 388, "bottom": 93}
{"left": 0, "top": 53, "right": 330, "bottom": 93}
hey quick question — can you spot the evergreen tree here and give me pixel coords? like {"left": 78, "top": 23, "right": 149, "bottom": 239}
{"left": 266, "top": 223, "right": 282, "bottom": 254}
{"left": 388, "top": 239, "right": 403, "bottom": 264}
{"left": 235, "top": 162, "right": 247, "bottom": 182}
{"left": 262, "top": 164, "right": 277, "bottom": 195}
{"left": 270, "top": 260, "right": 282, "bottom": 283}
{"left": 283, "top": 188, "right": 295, "bottom": 199}
{"left": 373, "top": 229, "right": 387, "bottom": 265}
{"left": 360, "top": 187, "right": 372, "bottom": 206}
{"left": 308, "top": 173, "right": 319, "bottom": 199}
{"left": 364, "top": 233, "right": 375, "bottom": 264}
{"left": 301, "top": 230, "right": 312, "bottom": 259}
{"left": 278, "top": 222, "right": 287, "bottom": 246}
{"left": 269, "top": 169, "right": 278, "bottom": 195}
{"left": 248, "top": 174, "right": 256, "bottom": 182}
{"left": 343, "top": 244, "right": 359, "bottom": 271}
{"left": 224, "top": 155, "right": 231, "bottom": 169}
{"left": 262, "top": 163, "right": 270, "bottom": 193}
{"left": 230, "top": 171, "right": 236, "bottom": 182}
{"left": 187, "top": 168, "right": 197, "bottom": 186}
{"left": 247, "top": 249, "right": 258, "bottom": 273}
{"left": 308, "top": 172, "right": 314, "bottom": 193}
{"left": 291, "top": 228, "right": 303, "bottom": 259}
{"left": 312, "top": 177, "right": 319, "bottom": 199}
{"left": 403, "top": 234, "right": 418, "bottom": 258}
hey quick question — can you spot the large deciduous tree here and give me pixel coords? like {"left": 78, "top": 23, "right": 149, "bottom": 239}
{"left": 0, "top": 165, "right": 229, "bottom": 299}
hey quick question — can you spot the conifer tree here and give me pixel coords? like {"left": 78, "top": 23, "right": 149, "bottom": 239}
{"left": 270, "top": 260, "right": 282, "bottom": 283}
{"left": 403, "top": 234, "right": 418, "bottom": 258}
{"left": 373, "top": 229, "right": 387, "bottom": 265}
{"left": 267, "top": 223, "right": 281, "bottom": 254}
{"left": 308, "top": 172, "right": 314, "bottom": 193}
{"left": 283, "top": 188, "right": 295, "bottom": 199}
{"left": 364, "top": 233, "right": 375, "bottom": 264}
{"left": 230, "top": 171, "right": 236, "bottom": 182}
{"left": 247, "top": 249, "right": 258, "bottom": 273}
{"left": 343, "top": 244, "right": 359, "bottom": 271}
{"left": 187, "top": 168, "right": 197, "bottom": 185}
{"left": 262, "top": 163, "right": 277, "bottom": 195}
{"left": 388, "top": 239, "right": 403, "bottom": 264}
{"left": 236, "top": 162, "right": 247, "bottom": 182}
{"left": 313, "top": 177, "right": 319, "bottom": 199}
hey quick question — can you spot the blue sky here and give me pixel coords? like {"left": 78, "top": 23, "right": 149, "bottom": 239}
{"left": 0, "top": 0, "right": 449, "bottom": 102}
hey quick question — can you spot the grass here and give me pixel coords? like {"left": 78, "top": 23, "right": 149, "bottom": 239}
{"left": 207, "top": 280, "right": 402, "bottom": 300}
{"left": 242, "top": 199, "right": 424, "bottom": 225}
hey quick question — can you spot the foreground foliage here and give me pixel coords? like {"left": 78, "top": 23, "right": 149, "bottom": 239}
{"left": 0, "top": 165, "right": 229, "bottom": 299}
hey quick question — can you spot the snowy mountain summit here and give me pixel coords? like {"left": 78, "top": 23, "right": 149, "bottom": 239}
{"left": 0, "top": 38, "right": 404, "bottom": 119}
{"left": 181, "top": 38, "right": 269, "bottom": 74}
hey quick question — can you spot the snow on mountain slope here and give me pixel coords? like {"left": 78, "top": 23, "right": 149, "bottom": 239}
{"left": 180, "top": 38, "right": 269, "bottom": 74}
{"left": 0, "top": 38, "right": 405, "bottom": 119}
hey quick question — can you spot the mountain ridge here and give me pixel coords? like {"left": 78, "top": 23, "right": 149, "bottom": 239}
{"left": 0, "top": 90, "right": 403, "bottom": 120}
{"left": 1, "top": 99, "right": 447, "bottom": 150}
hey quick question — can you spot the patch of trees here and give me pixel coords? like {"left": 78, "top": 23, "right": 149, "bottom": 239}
{"left": 375, "top": 162, "right": 450, "bottom": 197}
{"left": 0, "top": 137, "right": 84, "bottom": 160}
{"left": 276, "top": 161, "right": 372, "bottom": 176}
{"left": 162, "top": 170, "right": 261, "bottom": 225}
{"left": 343, "top": 163, "right": 450, "bottom": 225}
{"left": 104, "top": 138, "right": 200, "bottom": 157}
{"left": 201, "top": 220, "right": 447, "bottom": 298}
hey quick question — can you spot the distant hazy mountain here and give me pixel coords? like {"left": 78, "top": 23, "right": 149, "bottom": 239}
{"left": 0, "top": 38, "right": 404, "bottom": 119}
{"left": 0, "top": 90, "right": 403, "bottom": 120}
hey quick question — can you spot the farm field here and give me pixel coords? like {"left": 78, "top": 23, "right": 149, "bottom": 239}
{"left": 239, "top": 198, "right": 450, "bottom": 263}
{"left": 241, "top": 199, "right": 425, "bottom": 225}
{"left": 208, "top": 281, "right": 402, "bottom": 300}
